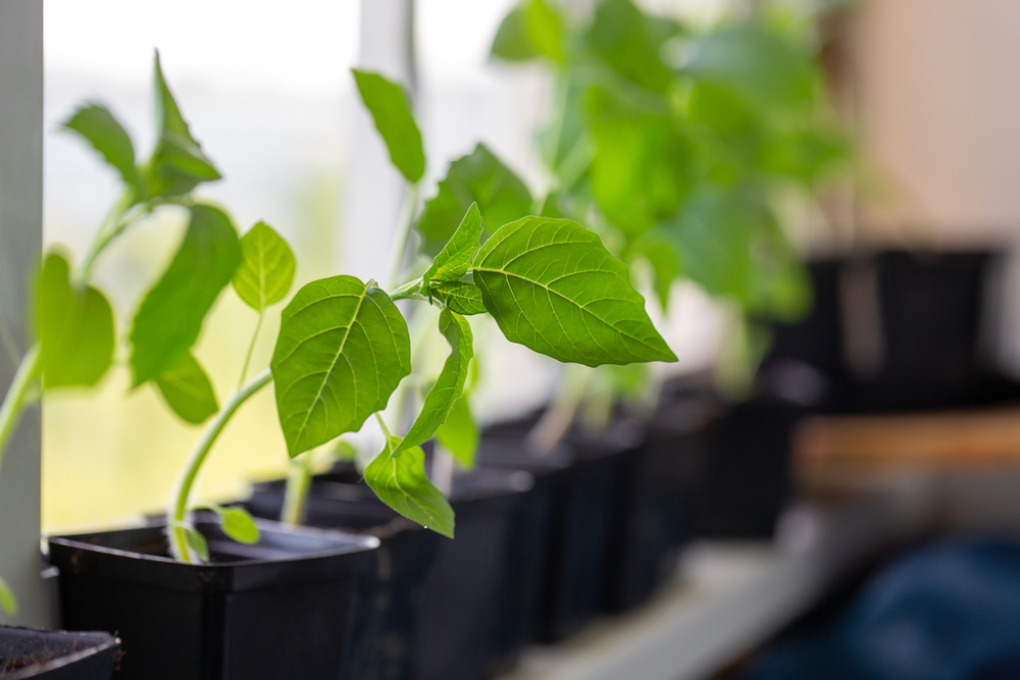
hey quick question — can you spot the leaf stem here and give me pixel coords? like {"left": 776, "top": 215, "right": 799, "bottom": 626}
{"left": 281, "top": 450, "right": 313, "bottom": 525}
{"left": 238, "top": 309, "right": 264, "bottom": 389}
{"left": 386, "top": 183, "right": 420, "bottom": 289}
{"left": 390, "top": 277, "right": 427, "bottom": 302}
{"left": 527, "top": 363, "right": 592, "bottom": 454}
{"left": 0, "top": 343, "right": 42, "bottom": 483}
{"left": 168, "top": 368, "right": 272, "bottom": 563}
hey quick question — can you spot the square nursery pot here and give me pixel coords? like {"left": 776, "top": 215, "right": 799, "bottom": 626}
{"left": 47, "top": 515, "right": 378, "bottom": 680}
{"left": 247, "top": 464, "right": 536, "bottom": 680}
{"left": 0, "top": 626, "right": 119, "bottom": 679}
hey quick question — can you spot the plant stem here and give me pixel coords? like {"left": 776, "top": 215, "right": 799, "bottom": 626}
{"left": 281, "top": 451, "right": 313, "bottom": 526}
{"left": 527, "top": 363, "right": 592, "bottom": 455}
{"left": 168, "top": 368, "right": 272, "bottom": 563}
{"left": 386, "top": 183, "right": 420, "bottom": 290}
{"left": 0, "top": 343, "right": 42, "bottom": 482}
{"left": 237, "top": 309, "right": 264, "bottom": 389}
{"left": 431, "top": 443, "right": 455, "bottom": 497}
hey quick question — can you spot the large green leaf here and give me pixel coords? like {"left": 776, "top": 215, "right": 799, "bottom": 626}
{"left": 154, "top": 351, "right": 218, "bottom": 425}
{"left": 364, "top": 436, "right": 454, "bottom": 538}
{"left": 145, "top": 52, "right": 222, "bottom": 198}
{"left": 35, "top": 252, "right": 115, "bottom": 389}
{"left": 394, "top": 310, "right": 472, "bottom": 457}
{"left": 417, "top": 144, "right": 533, "bottom": 256}
{"left": 585, "top": 0, "right": 682, "bottom": 94}
{"left": 352, "top": 69, "right": 425, "bottom": 183}
{"left": 422, "top": 203, "right": 482, "bottom": 294}
{"left": 430, "top": 281, "right": 487, "bottom": 316}
{"left": 63, "top": 103, "right": 145, "bottom": 198}
{"left": 130, "top": 204, "right": 241, "bottom": 386}
{"left": 271, "top": 276, "right": 411, "bottom": 456}
{"left": 470, "top": 216, "right": 676, "bottom": 366}
{"left": 436, "top": 396, "right": 479, "bottom": 469}
{"left": 586, "top": 87, "right": 692, "bottom": 238}
{"left": 233, "top": 221, "right": 296, "bottom": 312}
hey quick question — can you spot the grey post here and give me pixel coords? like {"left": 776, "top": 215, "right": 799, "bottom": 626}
{"left": 0, "top": 0, "right": 49, "bottom": 627}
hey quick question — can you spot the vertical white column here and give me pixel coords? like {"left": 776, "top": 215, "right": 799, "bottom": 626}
{"left": 343, "top": 0, "right": 417, "bottom": 283}
{"left": 0, "top": 0, "right": 48, "bottom": 628}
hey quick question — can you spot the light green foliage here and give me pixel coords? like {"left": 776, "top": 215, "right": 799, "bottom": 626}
{"left": 471, "top": 216, "right": 676, "bottom": 366}
{"left": 146, "top": 52, "right": 222, "bottom": 197}
{"left": 423, "top": 203, "right": 483, "bottom": 294}
{"left": 417, "top": 144, "right": 533, "bottom": 255}
{"left": 352, "top": 69, "right": 425, "bottom": 183}
{"left": 437, "top": 396, "right": 479, "bottom": 469}
{"left": 585, "top": 0, "right": 682, "bottom": 94}
{"left": 209, "top": 505, "right": 260, "bottom": 544}
{"left": 271, "top": 276, "right": 411, "bottom": 456}
{"left": 636, "top": 235, "right": 678, "bottom": 310}
{"left": 130, "top": 204, "right": 241, "bottom": 386}
{"left": 182, "top": 525, "right": 210, "bottom": 562}
{"left": 364, "top": 434, "right": 454, "bottom": 538}
{"left": 430, "top": 281, "right": 487, "bottom": 316}
{"left": 491, "top": 0, "right": 566, "bottom": 63}
{"left": 35, "top": 252, "right": 115, "bottom": 389}
{"left": 233, "top": 221, "right": 296, "bottom": 311}
{"left": 0, "top": 574, "right": 16, "bottom": 616}
{"left": 63, "top": 103, "right": 145, "bottom": 199}
{"left": 154, "top": 352, "right": 219, "bottom": 425}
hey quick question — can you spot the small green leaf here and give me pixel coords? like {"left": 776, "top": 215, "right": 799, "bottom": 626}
{"left": 431, "top": 281, "right": 487, "bottom": 316}
{"left": 209, "top": 506, "right": 260, "bottom": 545}
{"left": 638, "top": 236, "right": 678, "bottom": 311}
{"left": 423, "top": 203, "right": 483, "bottom": 293}
{"left": 182, "top": 525, "right": 210, "bottom": 562}
{"left": 334, "top": 439, "right": 358, "bottom": 462}
{"left": 365, "top": 436, "right": 454, "bottom": 538}
{"left": 154, "top": 352, "right": 218, "bottom": 424}
{"left": 393, "top": 310, "right": 473, "bottom": 457}
{"left": 491, "top": 7, "right": 541, "bottom": 62}
{"left": 130, "top": 204, "right": 241, "bottom": 386}
{"left": 417, "top": 144, "right": 533, "bottom": 256}
{"left": 0, "top": 574, "right": 17, "bottom": 616}
{"left": 491, "top": 0, "right": 566, "bottom": 63}
{"left": 35, "top": 251, "right": 115, "bottom": 389}
{"left": 352, "top": 69, "right": 425, "bottom": 183}
{"left": 145, "top": 52, "right": 222, "bottom": 197}
{"left": 233, "top": 221, "right": 296, "bottom": 312}
{"left": 271, "top": 276, "right": 411, "bottom": 457}
{"left": 470, "top": 216, "right": 677, "bottom": 366}
{"left": 437, "top": 396, "right": 479, "bottom": 470}
{"left": 63, "top": 103, "right": 144, "bottom": 198}
{"left": 585, "top": 0, "right": 682, "bottom": 94}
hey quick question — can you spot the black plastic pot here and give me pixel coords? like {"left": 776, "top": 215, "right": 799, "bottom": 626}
{"left": 247, "top": 465, "right": 536, "bottom": 680}
{"left": 47, "top": 516, "right": 377, "bottom": 680}
{"left": 0, "top": 626, "right": 119, "bottom": 679}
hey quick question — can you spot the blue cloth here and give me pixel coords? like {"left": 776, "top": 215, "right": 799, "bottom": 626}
{"left": 749, "top": 537, "right": 1020, "bottom": 680}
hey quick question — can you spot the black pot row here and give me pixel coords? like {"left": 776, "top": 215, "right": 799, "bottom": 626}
{"left": 30, "top": 402, "right": 714, "bottom": 680}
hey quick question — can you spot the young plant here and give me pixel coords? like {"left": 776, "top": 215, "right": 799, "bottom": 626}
{"left": 491, "top": 0, "right": 853, "bottom": 438}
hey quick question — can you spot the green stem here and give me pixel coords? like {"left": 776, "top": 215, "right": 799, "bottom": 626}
{"left": 527, "top": 363, "right": 592, "bottom": 455}
{"left": 281, "top": 451, "right": 313, "bottom": 525}
{"left": 386, "top": 183, "right": 420, "bottom": 289}
{"left": 237, "top": 309, "right": 264, "bottom": 389}
{"left": 168, "top": 368, "right": 273, "bottom": 563}
{"left": 390, "top": 277, "right": 427, "bottom": 302}
{"left": 0, "top": 343, "right": 42, "bottom": 482}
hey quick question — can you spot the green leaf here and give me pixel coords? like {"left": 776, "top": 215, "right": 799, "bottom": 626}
{"left": 491, "top": 7, "right": 541, "bottom": 62}
{"left": 423, "top": 203, "right": 483, "bottom": 293}
{"left": 394, "top": 310, "right": 473, "bottom": 457}
{"left": 470, "top": 216, "right": 676, "bottom": 366}
{"left": 417, "top": 144, "right": 533, "bottom": 256}
{"left": 130, "top": 204, "right": 241, "bottom": 386}
{"left": 365, "top": 436, "right": 454, "bottom": 538}
{"left": 63, "top": 103, "right": 144, "bottom": 198}
{"left": 0, "top": 574, "right": 17, "bottom": 616}
{"left": 145, "top": 52, "right": 222, "bottom": 198}
{"left": 334, "top": 439, "right": 358, "bottom": 462}
{"left": 437, "top": 396, "right": 479, "bottom": 470}
{"left": 154, "top": 352, "right": 218, "bottom": 424}
{"left": 271, "top": 276, "right": 411, "bottom": 457}
{"left": 352, "top": 69, "right": 425, "bottom": 183}
{"left": 638, "top": 236, "right": 678, "bottom": 311}
{"left": 491, "top": 0, "right": 566, "bottom": 63}
{"left": 182, "top": 525, "right": 210, "bottom": 562}
{"left": 585, "top": 0, "right": 683, "bottom": 94}
{"left": 586, "top": 87, "right": 692, "bottom": 237}
{"left": 209, "top": 506, "right": 260, "bottom": 545}
{"left": 35, "top": 251, "right": 115, "bottom": 389}
{"left": 431, "top": 281, "right": 487, "bottom": 316}
{"left": 233, "top": 221, "right": 296, "bottom": 312}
